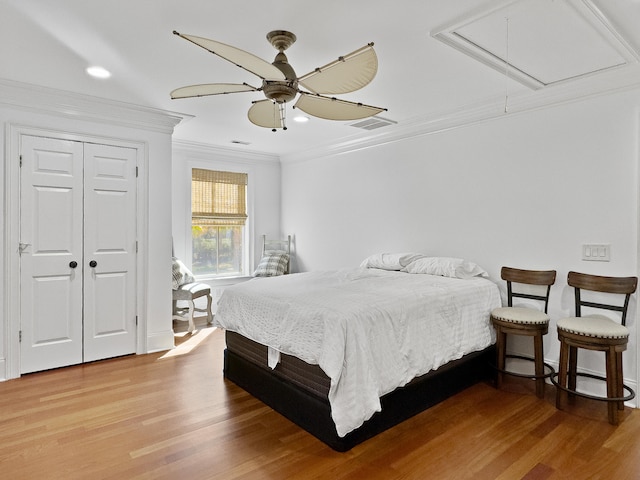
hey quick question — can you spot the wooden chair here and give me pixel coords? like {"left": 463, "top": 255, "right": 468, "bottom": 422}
{"left": 491, "top": 267, "right": 557, "bottom": 398}
{"left": 552, "top": 271, "right": 637, "bottom": 425}
{"left": 254, "top": 234, "right": 292, "bottom": 277}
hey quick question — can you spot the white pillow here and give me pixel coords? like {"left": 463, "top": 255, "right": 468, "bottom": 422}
{"left": 360, "top": 252, "right": 426, "bottom": 271}
{"left": 172, "top": 257, "right": 195, "bottom": 289}
{"left": 402, "top": 257, "right": 488, "bottom": 279}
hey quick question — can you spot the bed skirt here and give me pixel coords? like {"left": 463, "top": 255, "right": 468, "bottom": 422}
{"left": 223, "top": 331, "right": 494, "bottom": 451}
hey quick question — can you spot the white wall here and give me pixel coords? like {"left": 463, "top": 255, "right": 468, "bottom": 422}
{"left": 281, "top": 88, "right": 640, "bottom": 401}
{"left": 0, "top": 81, "right": 181, "bottom": 378}
{"left": 171, "top": 141, "right": 282, "bottom": 305}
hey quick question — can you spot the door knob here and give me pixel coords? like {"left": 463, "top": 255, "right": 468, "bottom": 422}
{"left": 89, "top": 260, "right": 97, "bottom": 267}
{"left": 69, "top": 261, "right": 78, "bottom": 269}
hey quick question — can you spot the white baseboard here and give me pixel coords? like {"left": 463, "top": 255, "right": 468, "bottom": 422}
{"left": 146, "top": 330, "right": 176, "bottom": 353}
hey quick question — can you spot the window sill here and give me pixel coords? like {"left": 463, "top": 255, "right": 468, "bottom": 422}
{"left": 194, "top": 275, "right": 253, "bottom": 287}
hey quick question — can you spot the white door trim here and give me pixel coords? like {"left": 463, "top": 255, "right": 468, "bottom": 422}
{"left": 4, "top": 123, "right": 149, "bottom": 379}
{"left": 636, "top": 111, "right": 640, "bottom": 409}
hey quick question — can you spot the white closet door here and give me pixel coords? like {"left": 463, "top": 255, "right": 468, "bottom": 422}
{"left": 19, "top": 136, "right": 138, "bottom": 374}
{"left": 19, "top": 136, "right": 84, "bottom": 373}
{"left": 83, "top": 143, "right": 137, "bottom": 362}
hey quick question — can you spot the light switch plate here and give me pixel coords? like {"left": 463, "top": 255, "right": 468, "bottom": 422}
{"left": 582, "top": 244, "right": 610, "bottom": 262}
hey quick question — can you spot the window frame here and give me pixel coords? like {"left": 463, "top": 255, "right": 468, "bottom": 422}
{"left": 183, "top": 161, "right": 254, "bottom": 282}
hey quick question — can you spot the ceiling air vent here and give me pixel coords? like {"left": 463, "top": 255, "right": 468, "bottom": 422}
{"left": 350, "top": 116, "right": 397, "bottom": 130}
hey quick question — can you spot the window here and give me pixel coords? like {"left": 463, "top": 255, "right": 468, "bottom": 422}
{"left": 191, "top": 168, "right": 248, "bottom": 277}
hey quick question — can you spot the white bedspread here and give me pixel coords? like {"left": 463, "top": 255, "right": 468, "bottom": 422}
{"left": 214, "top": 268, "right": 501, "bottom": 437}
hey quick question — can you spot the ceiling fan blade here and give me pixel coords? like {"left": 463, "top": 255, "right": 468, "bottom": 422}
{"left": 294, "top": 92, "right": 386, "bottom": 121}
{"left": 248, "top": 99, "right": 284, "bottom": 129}
{"left": 298, "top": 44, "right": 378, "bottom": 95}
{"left": 173, "top": 31, "right": 286, "bottom": 81}
{"left": 171, "top": 83, "right": 258, "bottom": 99}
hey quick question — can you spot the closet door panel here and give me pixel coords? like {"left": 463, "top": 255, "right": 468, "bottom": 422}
{"left": 19, "top": 136, "right": 84, "bottom": 373}
{"left": 83, "top": 143, "right": 137, "bottom": 362}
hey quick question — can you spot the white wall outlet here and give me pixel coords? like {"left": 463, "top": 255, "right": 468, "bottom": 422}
{"left": 582, "top": 244, "right": 610, "bottom": 262}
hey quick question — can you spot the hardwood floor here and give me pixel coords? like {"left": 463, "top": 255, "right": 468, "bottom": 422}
{"left": 1, "top": 324, "right": 639, "bottom": 479}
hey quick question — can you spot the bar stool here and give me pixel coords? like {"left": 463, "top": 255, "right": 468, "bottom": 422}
{"left": 552, "top": 271, "right": 637, "bottom": 425}
{"left": 491, "top": 266, "right": 556, "bottom": 398}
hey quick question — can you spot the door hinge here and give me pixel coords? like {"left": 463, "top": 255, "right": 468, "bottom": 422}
{"left": 135, "top": 166, "right": 138, "bottom": 177}
{"left": 19, "top": 330, "right": 22, "bottom": 343}
{"left": 19, "top": 155, "right": 22, "bottom": 167}
{"left": 135, "top": 316, "right": 138, "bottom": 326}
{"left": 136, "top": 240, "right": 138, "bottom": 253}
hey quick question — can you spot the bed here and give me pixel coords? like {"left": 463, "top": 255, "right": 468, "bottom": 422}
{"left": 214, "top": 254, "right": 502, "bottom": 451}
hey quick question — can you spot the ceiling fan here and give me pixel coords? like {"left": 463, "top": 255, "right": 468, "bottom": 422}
{"left": 171, "top": 30, "right": 387, "bottom": 131}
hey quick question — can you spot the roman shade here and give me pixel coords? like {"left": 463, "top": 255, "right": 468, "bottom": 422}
{"left": 192, "top": 169, "right": 247, "bottom": 226}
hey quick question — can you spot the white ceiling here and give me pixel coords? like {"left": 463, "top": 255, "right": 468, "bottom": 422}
{"left": 2, "top": 0, "right": 639, "bottom": 157}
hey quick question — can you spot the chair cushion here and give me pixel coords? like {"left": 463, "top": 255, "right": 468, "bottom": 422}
{"left": 172, "top": 282, "right": 211, "bottom": 300}
{"left": 557, "top": 314, "right": 629, "bottom": 339}
{"left": 491, "top": 306, "right": 550, "bottom": 325}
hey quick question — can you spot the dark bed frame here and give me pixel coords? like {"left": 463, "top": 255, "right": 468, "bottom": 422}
{"left": 223, "top": 330, "right": 495, "bottom": 452}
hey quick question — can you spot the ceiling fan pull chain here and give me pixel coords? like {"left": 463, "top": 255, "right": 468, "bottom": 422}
{"left": 280, "top": 102, "right": 287, "bottom": 131}
{"left": 271, "top": 100, "right": 278, "bottom": 132}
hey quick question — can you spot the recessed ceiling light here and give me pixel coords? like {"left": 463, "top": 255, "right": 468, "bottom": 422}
{"left": 86, "top": 66, "right": 111, "bottom": 79}
{"left": 293, "top": 115, "right": 309, "bottom": 123}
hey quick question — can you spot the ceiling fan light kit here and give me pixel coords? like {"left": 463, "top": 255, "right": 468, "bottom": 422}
{"left": 171, "top": 30, "right": 386, "bottom": 131}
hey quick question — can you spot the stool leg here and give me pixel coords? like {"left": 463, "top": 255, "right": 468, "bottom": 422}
{"left": 616, "top": 351, "right": 624, "bottom": 412}
{"left": 606, "top": 348, "right": 619, "bottom": 425}
{"left": 556, "top": 340, "right": 569, "bottom": 410}
{"left": 568, "top": 346, "right": 578, "bottom": 403}
{"left": 495, "top": 327, "right": 506, "bottom": 389}
{"left": 533, "top": 333, "right": 545, "bottom": 398}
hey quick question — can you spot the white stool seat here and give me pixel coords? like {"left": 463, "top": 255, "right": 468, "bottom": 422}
{"left": 557, "top": 314, "right": 629, "bottom": 339}
{"left": 491, "top": 306, "right": 550, "bottom": 325}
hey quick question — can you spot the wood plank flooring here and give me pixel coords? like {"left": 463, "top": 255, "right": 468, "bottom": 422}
{"left": 1, "top": 324, "right": 639, "bottom": 479}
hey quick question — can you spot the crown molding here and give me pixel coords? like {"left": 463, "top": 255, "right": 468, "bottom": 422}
{"left": 172, "top": 139, "right": 280, "bottom": 165}
{"left": 4, "top": 63, "right": 638, "bottom": 167}
{"left": 280, "top": 63, "right": 640, "bottom": 164}
{"left": 0, "top": 78, "right": 186, "bottom": 134}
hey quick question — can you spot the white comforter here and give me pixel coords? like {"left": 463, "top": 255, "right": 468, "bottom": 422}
{"left": 214, "top": 268, "right": 501, "bottom": 437}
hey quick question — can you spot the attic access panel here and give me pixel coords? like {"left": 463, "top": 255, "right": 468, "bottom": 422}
{"left": 432, "top": 0, "right": 639, "bottom": 89}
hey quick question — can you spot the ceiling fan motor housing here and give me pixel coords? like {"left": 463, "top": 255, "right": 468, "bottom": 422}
{"left": 263, "top": 51, "right": 298, "bottom": 103}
